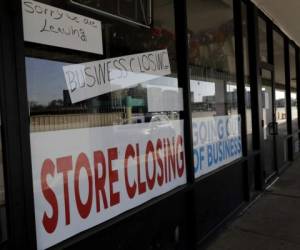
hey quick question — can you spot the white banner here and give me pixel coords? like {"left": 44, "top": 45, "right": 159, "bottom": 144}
{"left": 63, "top": 49, "right": 171, "bottom": 103}
{"left": 193, "top": 115, "right": 242, "bottom": 178}
{"left": 22, "top": 0, "right": 103, "bottom": 55}
{"left": 30, "top": 120, "right": 186, "bottom": 250}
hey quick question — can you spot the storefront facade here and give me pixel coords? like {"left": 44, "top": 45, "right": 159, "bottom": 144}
{"left": 0, "top": 0, "right": 299, "bottom": 249}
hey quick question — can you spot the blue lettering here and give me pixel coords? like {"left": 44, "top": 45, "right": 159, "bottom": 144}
{"left": 213, "top": 144, "right": 218, "bottom": 164}
{"left": 218, "top": 142, "right": 223, "bottom": 162}
{"left": 218, "top": 119, "right": 224, "bottom": 140}
{"left": 193, "top": 148, "right": 200, "bottom": 173}
{"left": 199, "top": 146, "right": 205, "bottom": 170}
{"left": 207, "top": 144, "right": 213, "bottom": 167}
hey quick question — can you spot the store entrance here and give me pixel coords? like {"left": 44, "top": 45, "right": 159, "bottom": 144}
{"left": 260, "top": 67, "right": 278, "bottom": 182}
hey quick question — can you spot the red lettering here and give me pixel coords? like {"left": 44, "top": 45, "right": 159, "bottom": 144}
{"left": 176, "top": 135, "right": 185, "bottom": 177}
{"left": 41, "top": 159, "right": 58, "bottom": 234}
{"left": 156, "top": 139, "right": 164, "bottom": 186}
{"left": 94, "top": 151, "right": 108, "bottom": 212}
{"left": 136, "top": 144, "right": 146, "bottom": 194}
{"left": 124, "top": 144, "right": 137, "bottom": 199}
{"left": 145, "top": 140, "right": 156, "bottom": 190}
{"left": 163, "top": 139, "right": 168, "bottom": 183}
{"left": 167, "top": 138, "right": 176, "bottom": 181}
{"left": 57, "top": 156, "right": 72, "bottom": 225}
{"left": 108, "top": 148, "right": 120, "bottom": 206}
{"left": 74, "top": 153, "right": 93, "bottom": 219}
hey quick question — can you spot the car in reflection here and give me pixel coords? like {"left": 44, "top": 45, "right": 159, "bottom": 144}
{"left": 112, "top": 112, "right": 177, "bottom": 138}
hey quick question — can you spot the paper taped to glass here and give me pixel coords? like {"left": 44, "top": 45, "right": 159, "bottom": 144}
{"left": 63, "top": 49, "right": 171, "bottom": 103}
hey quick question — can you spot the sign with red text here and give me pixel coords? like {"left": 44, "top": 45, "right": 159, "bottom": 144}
{"left": 22, "top": 0, "right": 103, "bottom": 55}
{"left": 63, "top": 49, "right": 171, "bottom": 103}
{"left": 30, "top": 120, "right": 186, "bottom": 250}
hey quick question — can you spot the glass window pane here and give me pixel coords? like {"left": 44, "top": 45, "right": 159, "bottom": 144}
{"left": 23, "top": 1, "right": 186, "bottom": 248}
{"left": 274, "top": 31, "right": 287, "bottom": 134}
{"left": 290, "top": 45, "right": 298, "bottom": 132}
{"left": 187, "top": 0, "right": 242, "bottom": 178}
{"left": 258, "top": 17, "right": 268, "bottom": 62}
{"left": 242, "top": 2, "right": 252, "bottom": 152}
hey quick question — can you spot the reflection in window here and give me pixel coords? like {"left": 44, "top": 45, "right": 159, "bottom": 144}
{"left": 24, "top": 1, "right": 186, "bottom": 248}
{"left": 25, "top": 0, "right": 183, "bottom": 132}
{"left": 258, "top": 17, "right": 268, "bottom": 62}
{"left": 291, "top": 92, "right": 298, "bottom": 131}
{"left": 242, "top": 2, "right": 253, "bottom": 151}
{"left": 274, "top": 31, "right": 287, "bottom": 134}
{"left": 70, "top": 0, "right": 152, "bottom": 26}
{"left": 290, "top": 45, "right": 298, "bottom": 132}
{"left": 187, "top": 0, "right": 237, "bottom": 118}
{"left": 187, "top": 0, "right": 242, "bottom": 179}
{"left": 275, "top": 89, "right": 287, "bottom": 134}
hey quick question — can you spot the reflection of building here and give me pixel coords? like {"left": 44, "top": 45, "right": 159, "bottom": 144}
{"left": 63, "top": 89, "right": 71, "bottom": 106}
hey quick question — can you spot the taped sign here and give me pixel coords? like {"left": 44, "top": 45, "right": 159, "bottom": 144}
{"left": 30, "top": 120, "right": 186, "bottom": 249}
{"left": 63, "top": 49, "right": 171, "bottom": 103}
{"left": 22, "top": 0, "right": 103, "bottom": 55}
{"left": 193, "top": 115, "right": 242, "bottom": 178}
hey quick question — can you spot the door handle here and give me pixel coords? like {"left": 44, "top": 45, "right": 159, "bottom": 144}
{"left": 268, "top": 122, "right": 278, "bottom": 135}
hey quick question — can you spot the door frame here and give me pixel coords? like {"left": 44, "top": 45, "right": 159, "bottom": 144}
{"left": 0, "top": 1, "right": 37, "bottom": 249}
{"left": 259, "top": 63, "right": 279, "bottom": 183}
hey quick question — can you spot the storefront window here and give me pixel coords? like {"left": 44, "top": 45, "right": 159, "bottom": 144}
{"left": 23, "top": 0, "right": 186, "bottom": 249}
{"left": 242, "top": 2, "right": 252, "bottom": 152}
{"left": 290, "top": 45, "right": 298, "bottom": 132}
{"left": 273, "top": 31, "right": 287, "bottom": 135}
{"left": 187, "top": 0, "right": 241, "bottom": 178}
{"left": 258, "top": 17, "right": 268, "bottom": 62}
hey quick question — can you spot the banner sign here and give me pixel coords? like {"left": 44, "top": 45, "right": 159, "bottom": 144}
{"left": 30, "top": 120, "right": 186, "bottom": 250}
{"left": 193, "top": 115, "right": 242, "bottom": 178}
{"left": 22, "top": 0, "right": 103, "bottom": 55}
{"left": 63, "top": 49, "right": 171, "bottom": 103}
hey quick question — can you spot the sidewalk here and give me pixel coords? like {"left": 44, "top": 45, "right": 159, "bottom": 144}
{"left": 204, "top": 160, "right": 300, "bottom": 250}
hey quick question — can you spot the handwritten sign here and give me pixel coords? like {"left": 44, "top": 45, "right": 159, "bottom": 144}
{"left": 63, "top": 49, "right": 171, "bottom": 103}
{"left": 22, "top": 0, "right": 103, "bottom": 55}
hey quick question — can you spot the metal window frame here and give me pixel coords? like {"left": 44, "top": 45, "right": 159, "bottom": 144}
{"left": 69, "top": 0, "right": 153, "bottom": 28}
{"left": 0, "top": 1, "right": 36, "bottom": 249}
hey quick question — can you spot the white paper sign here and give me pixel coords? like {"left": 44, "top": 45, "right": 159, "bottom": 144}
{"left": 193, "top": 115, "right": 242, "bottom": 178}
{"left": 22, "top": 0, "right": 103, "bottom": 55}
{"left": 147, "top": 86, "right": 183, "bottom": 112}
{"left": 63, "top": 49, "right": 171, "bottom": 103}
{"left": 30, "top": 120, "right": 186, "bottom": 249}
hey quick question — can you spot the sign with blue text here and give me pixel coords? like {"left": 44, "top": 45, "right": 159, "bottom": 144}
{"left": 193, "top": 115, "right": 242, "bottom": 178}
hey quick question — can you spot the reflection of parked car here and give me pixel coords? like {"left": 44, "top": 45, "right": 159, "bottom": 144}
{"left": 113, "top": 113, "right": 176, "bottom": 139}
{"left": 145, "top": 113, "right": 169, "bottom": 123}
{"left": 146, "top": 114, "right": 176, "bottom": 135}
{"left": 149, "top": 114, "right": 169, "bottom": 123}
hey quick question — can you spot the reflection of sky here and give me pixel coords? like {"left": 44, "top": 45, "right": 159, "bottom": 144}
{"left": 26, "top": 57, "right": 69, "bottom": 106}
{"left": 26, "top": 57, "right": 178, "bottom": 106}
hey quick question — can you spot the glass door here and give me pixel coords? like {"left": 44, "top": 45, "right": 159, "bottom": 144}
{"left": 261, "top": 69, "right": 277, "bottom": 181}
